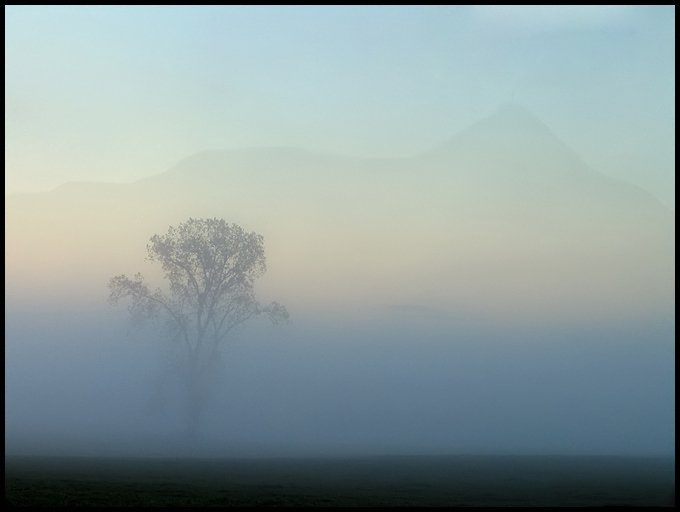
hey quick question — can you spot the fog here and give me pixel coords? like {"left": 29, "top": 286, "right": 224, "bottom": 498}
{"left": 6, "top": 300, "right": 675, "bottom": 458}
{"left": 5, "top": 6, "right": 675, "bottom": 460}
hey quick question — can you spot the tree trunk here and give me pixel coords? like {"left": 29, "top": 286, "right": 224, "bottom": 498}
{"left": 185, "top": 376, "right": 203, "bottom": 445}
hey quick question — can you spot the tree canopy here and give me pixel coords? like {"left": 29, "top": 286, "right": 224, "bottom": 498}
{"left": 108, "top": 218, "right": 288, "bottom": 440}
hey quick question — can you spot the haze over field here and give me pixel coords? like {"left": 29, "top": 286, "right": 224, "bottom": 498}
{"left": 5, "top": 6, "right": 675, "bottom": 458}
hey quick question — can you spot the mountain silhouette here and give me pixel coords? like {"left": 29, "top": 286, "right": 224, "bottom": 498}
{"left": 431, "top": 103, "right": 593, "bottom": 181}
{"left": 6, "top": 105, "right": 674, "bottom": 326}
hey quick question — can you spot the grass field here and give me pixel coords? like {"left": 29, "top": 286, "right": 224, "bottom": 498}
{"left": 5, "top": 454, "right": 674, "bottom": 507}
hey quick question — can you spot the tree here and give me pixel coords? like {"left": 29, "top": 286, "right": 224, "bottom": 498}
{"left": 108, "top": 218, "right": 288, "bottom": 442}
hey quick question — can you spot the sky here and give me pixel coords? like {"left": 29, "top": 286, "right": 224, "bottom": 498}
{"left": 4, "top": 5, "right": 676, "bottom": 209}
{"left": 4, "top": 6, "right": 676, "bottom": 460}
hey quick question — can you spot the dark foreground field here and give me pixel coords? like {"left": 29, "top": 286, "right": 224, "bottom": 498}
{"left": 5, "top": 454, "right": 675, "bottom": 507}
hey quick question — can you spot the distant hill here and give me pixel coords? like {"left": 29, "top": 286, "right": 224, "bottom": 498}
{"left": 6, "top": 105, "right": 674, "bottom": 327}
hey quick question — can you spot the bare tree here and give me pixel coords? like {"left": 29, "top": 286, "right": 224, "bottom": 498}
{"left": 108, "top": 218, "right": 288, "bottom": 442}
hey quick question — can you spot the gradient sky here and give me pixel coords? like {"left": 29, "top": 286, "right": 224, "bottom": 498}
{"left": 4, "top": 6, "right": 675, "bottom": 459}
{"left": 5, "top": 5, "right": 675, "bottom": 208}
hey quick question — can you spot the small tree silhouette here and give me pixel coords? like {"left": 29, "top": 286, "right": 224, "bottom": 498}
{"left": 109, "top": 218, "right": 288, "bottom": 442}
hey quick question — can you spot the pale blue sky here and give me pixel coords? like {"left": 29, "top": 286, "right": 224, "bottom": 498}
{"left": 5, "top": 5, "right": 675, "bottom": 208}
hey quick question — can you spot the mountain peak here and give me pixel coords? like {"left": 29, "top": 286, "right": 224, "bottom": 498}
{"left": 473, "top": 103, "right": 554, "bottom": 137}
{"left": 431, "top": 102, "right": 582, "bottom": 165}
{"left": 432, "top": 103, "right": 560, "bottom": 154}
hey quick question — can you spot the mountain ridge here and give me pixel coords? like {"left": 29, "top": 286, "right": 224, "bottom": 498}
{"left": 5, "top": 104, "right": 671, "bottom": 216}
{"left": 5, "top": 104, "right": 674, "bottom": 326}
